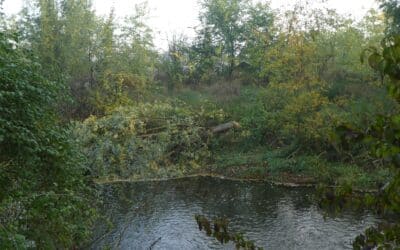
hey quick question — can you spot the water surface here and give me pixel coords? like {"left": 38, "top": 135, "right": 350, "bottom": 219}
{"left": 91, "top": 177, "right": 382, "bottom": 249}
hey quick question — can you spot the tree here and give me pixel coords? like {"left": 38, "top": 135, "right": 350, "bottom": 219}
{"left": 380, "top": 0, "right": 400, "bottom": 34}
{"left": 199, "top": 0, "right": 249, "bottom": 78}
{"left": 59, "top": 0, "right": 97, "bottom": 117}
{"left": 239, "top": 2, "right": 274, "bottom": 83}
{"left": 38, "top": 0, "right": 61, "bottom": 74}
{"left": 92, "top": 2, "right": 157, "bottom": 112}
{"left": 118, "top": 2, "right": 156, "bottom": 84}
{"left": 18, "top": 0, "right": 98, "bottom": 118}
{"left": 191, "top": 27, "right": 221, "bottom": 84}
{"left": 162, "top": 35, "right": 190, "bottom": 89}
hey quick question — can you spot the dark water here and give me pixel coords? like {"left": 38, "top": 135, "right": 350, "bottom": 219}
{"left": 91, "top": 177, "right": 382, "bottom": 250}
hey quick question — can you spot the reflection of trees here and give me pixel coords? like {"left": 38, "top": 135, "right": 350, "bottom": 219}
{"left": 93, "top": 177, "right": 375, "bottom": 249}
{"left": 100, "top": 177, "right": 317, "bottom": 225}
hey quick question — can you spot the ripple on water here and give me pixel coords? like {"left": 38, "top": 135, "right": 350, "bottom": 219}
{"left": 91, "top": 177, "right": 383, "bottom": 250}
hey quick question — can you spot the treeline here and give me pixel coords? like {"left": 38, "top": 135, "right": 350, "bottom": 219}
{"left": 162, "top": 1, "right": 382, "bottom": 86}
{"left": 2, "top": 0, "right": 387, "bottom": 118}
{"left": 11, "top": 0, "right": 157, "bottom": 118}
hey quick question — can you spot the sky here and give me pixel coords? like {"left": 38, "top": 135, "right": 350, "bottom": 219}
{"left": 2, "top": 0, "right": 379, "bottom": 50}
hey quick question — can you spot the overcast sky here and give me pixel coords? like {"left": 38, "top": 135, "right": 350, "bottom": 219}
{"left": 2, "top": 0, "right": 379, "bottom": 49}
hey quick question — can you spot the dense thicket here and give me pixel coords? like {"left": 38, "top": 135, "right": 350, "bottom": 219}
{"left": 75, "top": 101, "right": 224, "bottom": 179}
{"left": 350, "top": 33, "right": 400, "bottom": 248}
{"left": 0, "top": 31, "right": 96, "bottom": 248}
{"left": 17, "top": 0, "right": 156, "bottom": 118}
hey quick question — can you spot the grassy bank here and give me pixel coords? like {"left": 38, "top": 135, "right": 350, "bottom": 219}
{"left": 176, "top": 83, "right": 391, "bottom": 190}
{"left": 211, "top": 146, "right": 389, "bottom": 190}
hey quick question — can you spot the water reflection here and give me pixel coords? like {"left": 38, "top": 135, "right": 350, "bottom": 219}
{"left": 91, "top": 177, "right": 382, "bottom": 249}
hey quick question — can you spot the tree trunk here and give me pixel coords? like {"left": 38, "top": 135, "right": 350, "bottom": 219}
{"left": 212, "top": 121, "right": 241, "bottom": 134}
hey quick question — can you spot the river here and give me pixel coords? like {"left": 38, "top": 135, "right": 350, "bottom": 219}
{"left": 90, "top": 177, "right": 382, "bottom": 249}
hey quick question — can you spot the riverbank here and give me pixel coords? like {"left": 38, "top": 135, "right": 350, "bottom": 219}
{"left": 94, "top": 171, "right": 380, "bottom": 193}
{"left": 173, "top": 86, "right": 391, "bottom": 191}
{"left": 95, "top": 173, "right": 313, "bottom": 187}
{"left": 89, "top": 140, "right": 388, "bottom": 192}
{"left": 209, "top": 146, "right": 389, "bottom": 191}
{"left": 77, "top": 87, "right": 391, "bottom": 193}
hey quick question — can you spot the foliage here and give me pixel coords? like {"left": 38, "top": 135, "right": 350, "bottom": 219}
{"left": 75, "top": 101, "right": 226, "bottom": 179}
{"left": 92, "top": 4, "right": 156, "bottom": 115}
{"left": 380, "top": 0, "right": 400, "bottom": 35}
{"left": 353, "top": 224, "right": 400, "bottom": 250}
{"left": 186, "top": 3, "right": 389, "bottom": 166}
{"left": 330, "top": 33, "right": 400, "bottom": 248}
{"left": 195, "top": 215, "right": 264, "bottom": 250}
{"left": 239, "top": 2, "right": 275, "bottom": 84}
{"left": 0, "top": 31, "right": 96, "bottom": 249}
{"left": 199, "top": 0, "right": 249, "bottom": 78}
{"left": 160, "top": 0, "right": 275, "bottom": 87}
{"left": 16, "top": 0, "right": 156, "bottom": 118}
{"left": 158, "top": 35, "right": 192, "bottom": 89}
{"left": 237, "top": 6, "right": 393, "bottom": 170}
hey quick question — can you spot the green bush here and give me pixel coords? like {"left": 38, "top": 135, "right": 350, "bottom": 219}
{"left": 75, "top": 100, "right": 225, "bottom": 179}
{"left": 0, "top": 32, "right": 96, "bottom": 249}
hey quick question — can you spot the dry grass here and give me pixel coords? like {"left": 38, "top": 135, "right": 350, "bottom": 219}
{"left": 202, "top": 79, "right": 242, "bottom": 102}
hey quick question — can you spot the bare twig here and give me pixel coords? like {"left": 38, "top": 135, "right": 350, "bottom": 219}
{"left": 148, "top": 237, "right": 162, "bottom": 250}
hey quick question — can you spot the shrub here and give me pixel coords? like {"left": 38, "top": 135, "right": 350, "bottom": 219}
{"left": 0, "top": 32, "right": 96, "bottom": 249}
{"left": 75, "top": 100, "right": 224, "bottom": 179}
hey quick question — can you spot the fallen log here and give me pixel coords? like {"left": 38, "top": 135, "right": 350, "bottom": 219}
{"left": 212, "top": 121, "right": 241, "bottom": 134}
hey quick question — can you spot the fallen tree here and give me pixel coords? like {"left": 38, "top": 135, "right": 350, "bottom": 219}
{"left": 75, "top": 101, "right": 227, "bottom": 179}
{"left": 212, "top": 121, "right": 241, "bottom": 134}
